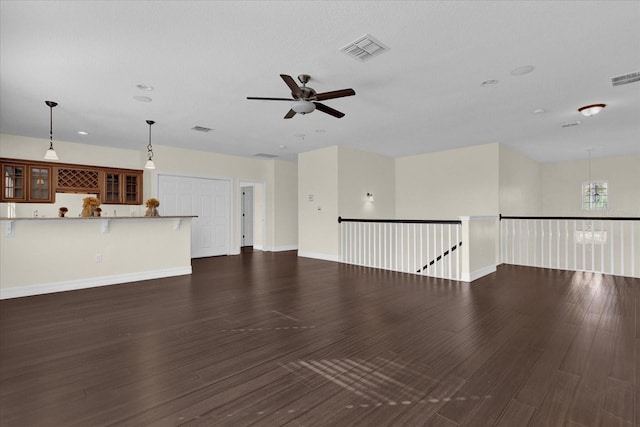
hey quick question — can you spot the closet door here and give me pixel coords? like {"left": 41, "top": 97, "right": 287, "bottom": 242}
{"left": 159, "top": 175, "right": 230, "bottom": 258}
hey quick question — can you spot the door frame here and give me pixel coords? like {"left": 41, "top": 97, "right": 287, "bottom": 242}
{"left": 156, "top": 172, "right": 233, "bottom": 257}
{"left": 238, "top": 180, "right": 267, "bottom": 252}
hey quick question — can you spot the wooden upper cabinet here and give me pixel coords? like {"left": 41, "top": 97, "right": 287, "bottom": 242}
{"left": 100, "top": 169, "right": 142, "bottom": 205}
{"left": 1, "top": 161, "right": 53, "bottom": 203}
{"left": 0, "top": 158, "right": 143, "bottom": 204}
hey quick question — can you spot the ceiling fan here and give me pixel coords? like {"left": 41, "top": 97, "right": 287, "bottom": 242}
{"left": 247, "top": 74, "right": 355, "bottom": 119}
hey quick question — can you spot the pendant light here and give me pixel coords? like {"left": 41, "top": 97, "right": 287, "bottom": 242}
{"left": 144, "top": 120, "right": 156, "bottom": 169}
{"left": 44, "top": 101, "right": 59, "bottom": 160}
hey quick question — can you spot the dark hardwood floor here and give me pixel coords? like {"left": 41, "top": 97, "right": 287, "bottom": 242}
{"left": 0, "top": 251, "right": 637, "bottom": 426}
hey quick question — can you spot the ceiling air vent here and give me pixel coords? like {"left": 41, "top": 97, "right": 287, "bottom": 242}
{"left": 611, "top": 71, "right": 640, "bottom": 87}
{"left": 253, "top": 153, "right": 279, "bottom": 159}
{"left": 340, "top": 34, "right": 389, "bottom": 62}
{"left": 191, "top": 125, "right": 213, "bottom": 132}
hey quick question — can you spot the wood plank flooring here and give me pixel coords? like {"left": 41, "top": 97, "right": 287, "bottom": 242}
{"left": 0, "top": 251, "right": 638, "bottom": 426}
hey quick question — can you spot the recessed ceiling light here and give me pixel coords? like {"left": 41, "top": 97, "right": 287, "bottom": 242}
{"left": 533, "top": 108, "right": 546, "bottom": 114}
{"left": 133, "top": 95, "right": 152, "bottom": 102}
{"left": 136, "top": 84, "right": 154, "bottom": 91}
{"left": 279, "top": 145, "right": 287, "bottom": 149}
{"left": 511, "top": 65, "right": 535, "bottom": 76}
{"left": 481, "top": 79, "right": 499, "bottom": 87}
{"left": 77, "top": 131, "right": 89, "bottom": 135}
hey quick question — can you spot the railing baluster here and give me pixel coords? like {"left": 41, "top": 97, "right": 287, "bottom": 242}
{"left": 631, "top": 221, "right": 635, "bottom": 278}
{"left": 447, "top": 224, "right": 452, "bottom": 279}
{"left": 620, "top": 221, "right": 625, "bottom": 276}
{"left": 590, "top": 219, "right": 595, "bottom": 272}
{"left": 456, "top": 224, "right": 460, "bottom": 280}
{"left": 610, "top": 221, "right": 615, "bottom": 275}
{"left": 582, "top": 219, "right": 587, "bottom": 271}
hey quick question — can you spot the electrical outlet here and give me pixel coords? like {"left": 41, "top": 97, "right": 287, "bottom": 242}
{"left": 95, "top": 254, "right": 102, "bottom": 263}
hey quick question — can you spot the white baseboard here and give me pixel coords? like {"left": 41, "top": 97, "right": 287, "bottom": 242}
{"left": 253, "top": 244, "right": 264, "bottom": 250}
{"left": 297, "top": 251, "right": 339, "bottom": 262}
{"left": 460, "top": 264, "right": 496, "bottom": 282}
{"left": 0, "top": 266, "right": 192, "bottom": 299}
{"left": 271, "top": 244, "right": 298, "bottom": 252}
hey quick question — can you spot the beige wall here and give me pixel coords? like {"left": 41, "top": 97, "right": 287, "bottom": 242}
{"left": 1, "top": 217, "right": 192, "bottom": 297}
{"left": 338, "top": 146, "right": 395, "bottom": 219}
{"left": 541, "top": 155, "right": 640, "bottom": 217}
{"left": 0, "top": 133, "right": 299, "bottom": 253}
{"left": 499, "top": 145, "right": 542, "bottom": 216}
{"left": 298, "top": 146, "right": 339, "bottom": 259}
{"left": 396, "top": 143, "right": 500, "bottom": 219}
{"left": 272, "top": 160, "right": 298, "bottom": 250}
{"left": 298, "top": 145, "right": 396, "bottom": 260}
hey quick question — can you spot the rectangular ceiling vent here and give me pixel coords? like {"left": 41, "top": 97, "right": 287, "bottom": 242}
{"left": 253, "top": 153, "right": 279, "bottom": 159}
{"left": 191, "top": 125, "right": 213, "bottom": 132}
{"left": 611, "top": 71, "right": 640, "bottom": 87}
{"left": 340, "top": 34, "right": 389, "bottom": 62}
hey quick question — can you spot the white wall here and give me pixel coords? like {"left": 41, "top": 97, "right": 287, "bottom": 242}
{"left": 396, "top": 143, "right": 500, "bottom": 219}
{"left": 541, "top": 155, "right": 640, "bottom": 217}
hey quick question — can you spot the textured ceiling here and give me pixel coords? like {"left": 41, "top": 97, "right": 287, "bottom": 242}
{"left": 1, "top": 1, "right": 639, "bottom": 163}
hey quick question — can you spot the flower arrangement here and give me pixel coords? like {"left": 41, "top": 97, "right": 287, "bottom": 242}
{"left": 58, "top": 207, "right": 68, "bottom": 218}
{"left": 82, "top": 197, "right": 101, "bottom": 217}
{"left": 145, "top": 198, "right": 160, "bottom": 217}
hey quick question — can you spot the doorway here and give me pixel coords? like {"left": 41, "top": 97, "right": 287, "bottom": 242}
{"left": 241, "top": 186, "right": 254, "bottom": 248}
{"left": 238, "top": 181, "right": 266, "bottom": 252}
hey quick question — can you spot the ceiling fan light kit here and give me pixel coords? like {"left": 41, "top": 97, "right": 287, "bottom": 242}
{"left": 247, "top": 73, "right": 355, "bottom": 119}
{"left": 291, "top": 100, "right": 315, "bottom": 114}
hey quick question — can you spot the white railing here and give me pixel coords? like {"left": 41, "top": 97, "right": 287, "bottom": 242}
{"left": 500, "top": 215, "right": 639, "bottom": 278}
{"left": 338, "top": 217, "right": 462, "bottom": 280}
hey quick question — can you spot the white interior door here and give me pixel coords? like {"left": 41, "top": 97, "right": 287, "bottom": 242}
{"left": 159, "top": 175, "right": 230, "bottom": 258}
{"left": 241, "top": 186, "right": 254, "bottom": 247}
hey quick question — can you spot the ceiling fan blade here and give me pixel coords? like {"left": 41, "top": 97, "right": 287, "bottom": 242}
{"left": 314, "top": 88, "right": 356, "bottom": 101}
{"left": 280, "top": 74, "right": 303, "bottom": 98}
{"left": 314, "top": 102, "right": 345, "bottom": 118}
{"left": 247, "top": 96, "right": 294, "bottom": 101}
{"left": 284, "top": 109, "right": 296, "bottom": 119}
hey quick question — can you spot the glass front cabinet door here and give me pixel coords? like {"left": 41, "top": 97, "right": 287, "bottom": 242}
{"left": 2, "top": 163, "right": 27, "bottom": 202}
{"left": 29, "top": 166, "right": 52, "bottom": 202}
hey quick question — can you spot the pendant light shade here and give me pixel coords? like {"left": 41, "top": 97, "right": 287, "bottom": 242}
{"left": 145, "top": 120, "right": 156, "bottom": 169}
{"left": 44, "top": 101, "right": 59, "bottom": 160}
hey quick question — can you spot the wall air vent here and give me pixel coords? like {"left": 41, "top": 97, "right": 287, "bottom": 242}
{"left": 253, "top": 153, "right": 279, "bottom": 159}
{"left": 340, "top": 34, "right": 389, "bottom": 62}
{"left": 611, "top": 71, "right": 640, "bottom": 86}
{"left": 191, "top": 125, "right": 213, "bottom": 132}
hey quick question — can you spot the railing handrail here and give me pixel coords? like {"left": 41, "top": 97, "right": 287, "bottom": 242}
{"left": 338, "top": 216, "right": 462, "bottom": 225}
{"left": 499, "top": 214, "right": 640, "bottom": 221}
